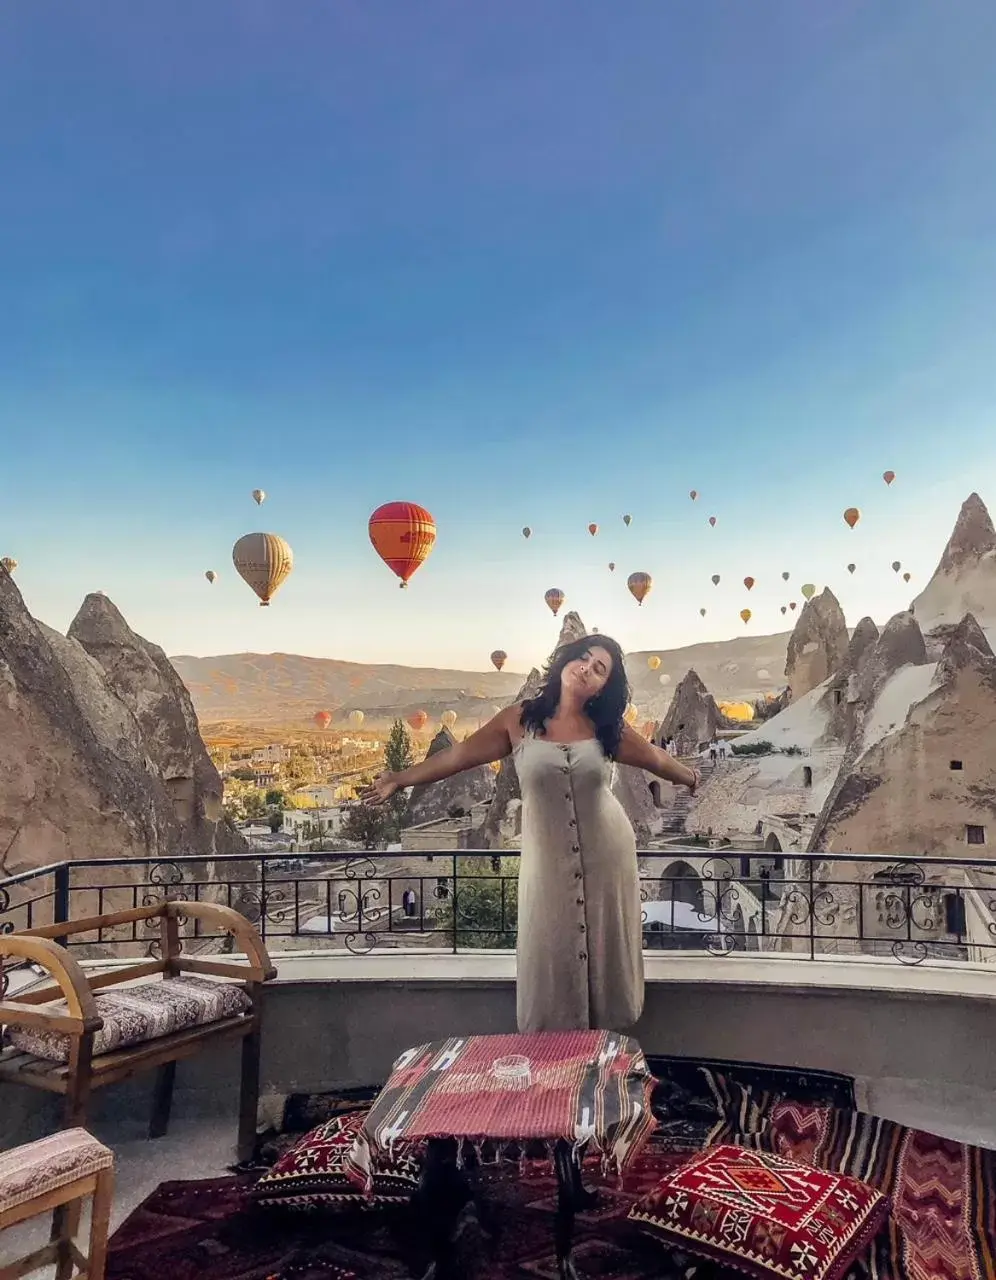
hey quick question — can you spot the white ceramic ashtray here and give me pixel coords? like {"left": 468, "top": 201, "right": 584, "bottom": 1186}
{"left": 491, "top": 1054, "right": 532, "bottom": 1089}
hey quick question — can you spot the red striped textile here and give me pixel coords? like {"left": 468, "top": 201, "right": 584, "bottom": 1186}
{"left": 345, "top": 1030, "right": 658, "bottom": 1194}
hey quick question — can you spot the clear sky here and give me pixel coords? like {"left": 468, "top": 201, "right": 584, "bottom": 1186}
{"left": 3, "top": 2, "right": 996, "bottom": 671}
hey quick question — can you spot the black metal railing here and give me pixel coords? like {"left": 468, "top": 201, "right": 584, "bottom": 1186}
{"left": 2, "top": 849, "right": 995, "bottom": 967}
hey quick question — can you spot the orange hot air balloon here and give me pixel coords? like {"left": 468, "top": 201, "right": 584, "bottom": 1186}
{"left": 743, "top": 576, "right": 755, "bottom": 591}
{"left": 627, "top": 571, "right": 652, "bottom": 606}
{"left": 588, "top": 522, "right": 598, "bottom": 536}
{"left": 232, "top": 532, "right": 294, "bottom": 606}
{"left": 708, "top": 515, "right": 717, "bottom": 527}
{"left": 843, "top": 507, "right": 861, "bottom": 529}
{"left": 711, "top": 574, "right": 720, "bottom": 586}
{"left": 883, "top": 470, "right": 896, "bottom": 486}
{"left": 545, "top": 587, "right": 565, "bottom": 616}
{"left": 490, "top": 649, "right": 507, "bottom": 671}
{"left": 314, "top": 710, "right": 332, "bottom": 731}
{"left": 408, "top": 709, "right": 428, "bottom": 732}
{"left": 608, "top": 561, "right": 616, "bottom": 572}
{"left": 368, "top": 501, "right": 436, "bottom": 587}
{"left": 740, "top": 609, "right": 752, "bottom": 625}
{"left": 522, "top": 525, "right": 532, "bottom": 539}
{"left": 689, "top": 489, "right": 698, "bottom": 500}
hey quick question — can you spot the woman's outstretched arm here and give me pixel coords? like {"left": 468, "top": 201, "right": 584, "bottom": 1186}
{"left": 615, "top": 724, "right": 700, "bottom": 791}
{"left": 360, "top": 704, "right": 520, "bottom": 805}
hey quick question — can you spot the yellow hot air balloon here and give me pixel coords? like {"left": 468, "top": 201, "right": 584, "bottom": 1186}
{"left": 1, "top": 557, "right": 17, "bottom": 576}
{"left": 624, "top": 704, "right": 639, "bottom": 726}
{"left": 232, "top": 532, "right": 293, "bottom": 606}
{"left": 843, "top": 507, "right": 861, "bottom": 529}
{"left": 348, "top": 709, "right": 364, "bottom": 728}
{"left": 647, "top": 655, "right": 661, "bottom": 670}
{"left": 205, "top": 570, "right": 217, "bottom": 584}
{"left": 441, "top": 709, "right": 458, "bottom": 729}
{"left": 740, "top": 608, "right": 752, "bottom": 625}
{"left": 627, "top": 571, "right": 652, "bottom": 606}
{"left": 801, "top": 583, "right": 816, "bottom": 600}
{"left": 719, "top": 700, "right": 755, "bottom": 721}
{"left": 544, "top": 587, "right": 565, "bottom": 616}
{"left": 252, "top": 488, "right": 266, "bottom": 505}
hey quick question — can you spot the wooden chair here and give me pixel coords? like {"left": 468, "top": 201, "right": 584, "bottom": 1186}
{"left": 0, "top": 901, "right": 277, "bottom": 1162}
{"left": 0, "top": 1128, "right": 114, "bottom": 1280}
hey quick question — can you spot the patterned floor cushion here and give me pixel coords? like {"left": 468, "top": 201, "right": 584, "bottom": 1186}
{"left": 628, "top": 1143, "right": 889, "bottom": 1280}
{"left": 4, "top": 976, "right": 252, "bottom": 1063}
{"left": 251, "top": 1112, "right": 422, "bottom": 1210}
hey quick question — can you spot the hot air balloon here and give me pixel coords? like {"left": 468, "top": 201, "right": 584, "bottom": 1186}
{"left": 205, "top": 570, "right": 217, "bottom": 584}
{"left": 883, "top": 471, "right": 896, "bottom": 486}
{"left": 740, "top": 609, "right": 752, "bottom": 625}
{"left": 348, "top": 710, "right": 365, "bottom": 728}
{"left": 847, "top": 563, "right": 856, "bottom": 575}
{"left": 314, "top": 711, "right": 332, "bottom": 731}
{"left": 648, "top": 655, "right": 661, "bottom": 670}
{"left": 780, "top": 606, "right": 787, "bottom": 615}
{"left": 711, "top": 574, "right": 720, "bottom": 586}
{"left": 843, "top": 507, "right": 861, "bottom": 529}
{"left": 441, "top": 710, "right": 458, "bottom": 729}
{"left": 659, "top": 673, "right": 672, "bottom": 686}
{"left": 892, "top": 561, "right": 901, "bottom": 574}
{"left": 623, "top": 514, "right": 632, "bottom": 526}
{"left": 232, "top": 532, "right": 294, "bottom": 606}
{"left": 782, "top": 571, "right": 790, "bottom": 582}
{"left": 608, "top": 562, "right": 616, "bottom": 572}
{"left": 699, "top": 608, "right": 707, "bottom": 617}
{"left": 624, "top": 704, "right": 639, "bottom": 726}
{"left": 789, "top": 602, "right": 797, "bottom": 611}
{"left": 490, "top": 649, "right": 507, "bottom": 672}
{"left": 689, "top": 489, "right": 698, "bottom": 501}
{"left": 544, "top": 587, "right": 565, "bottom": 616}
{"left": 801, "top": 583, "right": 816, "bottom": 600}
{"left": 588, "top": 522, "right": 598, "bottom": 536}
{"left": 743, "top": 576, "right": 755, "bottom": 591}
{"left": 627, "top": 571, "right": 652, "bottom": 606}
{"left": 251, "top": 489, "right": 266, "bottom": 506}
{"left": 903, "top": 571, "right": 911, "bottom": 583}
{"left": 408, "top": 710, "right": 428, "bottom": 732}
{"left": 0, "top": 557, "right": 16, "bottom": 576}
{"left": 709, "top": 516, "right": 717, "bottom": 527}
{"left": 522, "top": 526, "right": 532, "bottom": 539}
{"left": 368, "top": 501, "right": 436, "bottom": 587}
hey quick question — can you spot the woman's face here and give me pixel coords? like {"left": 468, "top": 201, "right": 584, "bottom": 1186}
{"left": 561, "top": 645, "right": 613, "bottom": 700}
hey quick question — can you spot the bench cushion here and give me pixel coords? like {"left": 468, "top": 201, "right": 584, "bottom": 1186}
{"left": 4, "top": 975, "right": 252, "bottom": 1063}
{"left": 0, "top": 1128, "right": 113, "bottom": 1215}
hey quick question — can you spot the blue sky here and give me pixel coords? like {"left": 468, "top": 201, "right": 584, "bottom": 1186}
{"left": 3, "top": 2, "right": 996, "bottom": 670}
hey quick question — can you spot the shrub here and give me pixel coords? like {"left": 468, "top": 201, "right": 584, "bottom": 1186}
{"left": 731, "top": 740, "right": 774, "bottom": 757}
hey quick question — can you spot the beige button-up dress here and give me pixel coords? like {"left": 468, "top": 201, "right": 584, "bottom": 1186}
{"left": 513, "top": 732, "right": 645, "bottom": 1034}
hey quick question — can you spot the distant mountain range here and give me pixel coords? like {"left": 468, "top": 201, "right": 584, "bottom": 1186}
{"left": 170, "top": 631, "right": 794, "bottom": 728}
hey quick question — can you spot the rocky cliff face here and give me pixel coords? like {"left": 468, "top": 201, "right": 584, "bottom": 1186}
{"left": 912, "top": 493, "right": 996, "bottom": 650}
{"left": 0, "top": 574, "right": 243, "bottom": 881}
{"left": 784, "top": 588, "right": 849, "bottom": 699}
{"left": 404, "top": 726, "right": 496, "bottom": 828}
{"left": 654, "top": 669, "right": 721, "bottom": 755}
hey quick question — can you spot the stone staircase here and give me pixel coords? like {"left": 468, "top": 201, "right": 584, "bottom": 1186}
{"left": 654, "top": 758, "right": 715, "bottom": 835}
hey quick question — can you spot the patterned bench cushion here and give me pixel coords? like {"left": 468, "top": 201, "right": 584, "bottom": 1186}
{"left": 0, "top": 1127, "right": 113, "bottom": 1215}
{"left": 4, "top": 975, "right": 252, "bottom": 1063}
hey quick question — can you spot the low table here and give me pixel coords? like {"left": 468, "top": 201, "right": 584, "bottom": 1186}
{"left": 347, "top": 1029, "right": 658, "bottom": 1280}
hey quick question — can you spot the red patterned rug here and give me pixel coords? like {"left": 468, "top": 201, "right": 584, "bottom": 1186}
{"left": 106, "top": 1071, "right": 996, "bottom": 1280}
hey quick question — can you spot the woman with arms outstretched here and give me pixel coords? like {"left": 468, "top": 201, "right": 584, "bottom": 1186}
{"left": 361, "top": 635, "right": 699, "bottom": 1034}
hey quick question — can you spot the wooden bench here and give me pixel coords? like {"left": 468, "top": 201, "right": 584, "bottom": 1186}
{"left": 0, "top": 901, "right": 277, "bottom": 1162}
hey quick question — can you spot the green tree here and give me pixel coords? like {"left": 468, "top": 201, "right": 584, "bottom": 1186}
{"left": 231, "top": 767, "right": 255, "bottom": 782}
{"left": 383, "top": 719, "right": 414, "bottom": 840}
{"left": 267, "top": 808, "right": 283, "bottom": 834}
{"left": 242, "top": 791, "right": 266, "bottom": 820}
{"left": 436, "top": 855, "right": 519, "bottom": 950}
{"left": 264, "top": 789, "right": 286, "bottom": 808}
{"left": 342, "top": 802, "right": 390, "bottom": 850}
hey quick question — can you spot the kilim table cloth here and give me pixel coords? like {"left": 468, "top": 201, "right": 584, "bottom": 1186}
{"left": 346, "top": 1029, "right": 657, "bottom": 1195}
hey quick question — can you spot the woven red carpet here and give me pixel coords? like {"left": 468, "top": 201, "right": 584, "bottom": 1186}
{"left": 106, "top": 1068, "right": 996, "bottom": 1280}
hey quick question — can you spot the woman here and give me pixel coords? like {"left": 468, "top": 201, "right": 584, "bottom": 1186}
{"left": 361, "top": 635, "right": 699, "bottom": 1034}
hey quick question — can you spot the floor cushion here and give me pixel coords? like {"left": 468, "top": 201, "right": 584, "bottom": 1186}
{"left": 4, "top": 975, "right": 252, "bottom": 1063}
{"left": 251, "top": 1112, "right": 422, "bottom": 1210}
{"left": 628, "top": 1143, "right": 889, "bottom": 1280}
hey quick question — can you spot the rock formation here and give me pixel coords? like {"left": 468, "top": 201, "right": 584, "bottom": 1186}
{"left": 0, "top": 573, "right": 244, "bottom": 886}
{"left": 654, "top": 669, "right": 721, "bottom": 755}
{"left": 820, "top": 616, "right": 880, "bottom": 742}
{"left": 912, "top": 493, "right": 996, "bottom": 650}
{"left": 784, "top": 588, "right": 849, "bottom": 699}
{"left": 404, "top": 726, "right": 496, "bottom": 828}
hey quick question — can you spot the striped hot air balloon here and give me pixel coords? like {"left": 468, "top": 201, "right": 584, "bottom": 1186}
{"left": 544, "top": 588, "right": 565, "bottom": 616}
{"left": 368, "top": 501, "right": 436, "bottom": 587}
{"left": 232, "top": 533, "right": 293, "bottom": 606}
{"left": 627, "top": 572, "right": 652, "bottom": 605}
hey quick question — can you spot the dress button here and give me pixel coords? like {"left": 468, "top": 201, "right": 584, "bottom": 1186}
{"left": 579, "top": 924, "right": 586, "bottom": 933}
{"left": 579, "top": 951, "right": 587, "bottom": 961}
{"left": 572, "top": 844, "right": 580, "bottom": 853}
{"left": 564, "top": 792, "right": 571, "bottom": 800}
{"left": 568, "top": 818, "right": 576, "bottom": 826}
{"left": 576, "top": 897, "right": 584, "bottom": 906}
{"left": 574, "top": 871, "right": 582, "bottom": 880}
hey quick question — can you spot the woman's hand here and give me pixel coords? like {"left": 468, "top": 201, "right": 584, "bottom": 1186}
{"left": 359, "top": 772, "right": 401, "bottom": 807}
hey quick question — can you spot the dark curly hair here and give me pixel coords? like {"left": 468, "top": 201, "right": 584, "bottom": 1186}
{"left": 519, "top": 634, "right": 630, "bottom": 759}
